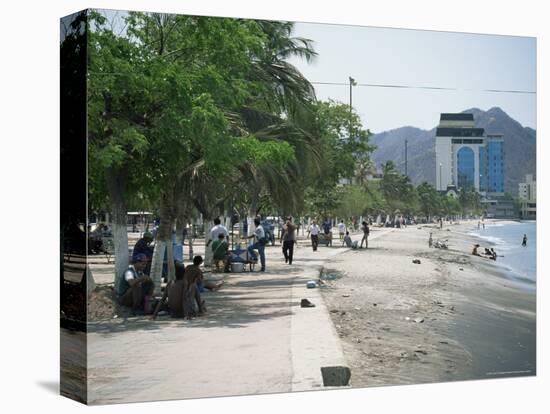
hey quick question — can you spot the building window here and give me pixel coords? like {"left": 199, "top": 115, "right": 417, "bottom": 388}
{"left": 457, "top": 147, "right": 475, "bottom": 190}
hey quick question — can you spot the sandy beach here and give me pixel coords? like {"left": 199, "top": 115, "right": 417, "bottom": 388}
{"left": 321, "top": 220, "right": 536, "bottom": 387}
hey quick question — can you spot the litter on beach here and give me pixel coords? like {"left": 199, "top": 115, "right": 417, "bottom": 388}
{"left": 300, "top": 298, "right": 315, "bottom": 308}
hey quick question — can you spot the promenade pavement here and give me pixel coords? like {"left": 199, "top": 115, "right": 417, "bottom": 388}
{"left": 83, "top": 227, "right": 393, "bottom": 404}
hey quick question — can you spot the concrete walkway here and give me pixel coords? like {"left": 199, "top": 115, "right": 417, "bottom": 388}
{"left": 85, "top": 228, "right": 393, "bottom": 404}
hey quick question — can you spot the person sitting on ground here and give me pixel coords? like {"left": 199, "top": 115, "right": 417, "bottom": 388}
{"left": 152, "top": 263, "right": 188, "bottom": 319}
{"left": 132, "top": 232, "right": 154, "bottom": 275}
{"left": 116, "top": 253, "right": 155, "bottom": 313}
{"left": 342, "top": 231, "right": 358, "bottom": 249}
{"left": 212, "top": 233, "right": 230, "bottom": 272}
{"left": 471, "top": 244, "right": 481, "bottom": 256}
{"left": 182, "top": 256, "right": 207, "bottom": 316}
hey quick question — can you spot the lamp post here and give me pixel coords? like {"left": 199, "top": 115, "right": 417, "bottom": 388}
{"left": 349, "top": 76, "right": 357, "bottom": 139}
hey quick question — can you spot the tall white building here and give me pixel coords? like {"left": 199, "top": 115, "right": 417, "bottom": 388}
{"left": 518, "top": 174, "right": 536, "bottom": 219}
{"left": 435, "top": 113, "right": 504, "bottom": 194}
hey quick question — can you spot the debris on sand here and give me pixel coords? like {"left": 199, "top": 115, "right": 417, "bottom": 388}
{"left": 306, "top": 280, "right": 318, "bottom": 288}
{"left": 414, "top": 317, "right": 425, "bottom": 323}
{"left": 412, "top": 259, "right": 421, "bottom": 264}
{"left": 300, "top": 298, "right": 316, "bottom": 308}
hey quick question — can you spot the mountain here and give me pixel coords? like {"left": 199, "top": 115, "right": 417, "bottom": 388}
{"left": 370, "top": 107, "right": 536, "bottom": 195}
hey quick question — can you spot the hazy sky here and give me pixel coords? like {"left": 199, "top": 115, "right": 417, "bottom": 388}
{"left": 288, "top": 22, "right": 536, "bottom": 133}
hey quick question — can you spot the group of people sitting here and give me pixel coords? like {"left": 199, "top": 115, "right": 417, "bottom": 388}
{"left": 472, "top": 244, "right": 498, "bottom": 260}
{"left": 115, "top": 252, "right": 222, "bottom": 319}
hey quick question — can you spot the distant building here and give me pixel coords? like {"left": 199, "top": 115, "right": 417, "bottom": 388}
{"left": 435, "top": 113, "right": 504, "bottom": 195}
{"left": 518, "top": 174, "right": 536, "bottom": 219}
{"left": 482, "top": 197, "right": 518, "bottom": 219}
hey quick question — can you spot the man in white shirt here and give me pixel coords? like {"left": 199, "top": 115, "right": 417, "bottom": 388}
{"left": 337, "top": 220, "right": 346, "bottom": 240}
{"left": 308, "top": 220, "right": 320, "bottom": 251}
{"left": 206, "top": 217, "right": 229, "bottom": 248}
{"left": 246, "top": 218, "right": 266, "bottom": 271}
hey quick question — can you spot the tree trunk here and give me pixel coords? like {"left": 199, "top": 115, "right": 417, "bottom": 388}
{"left": 247, "top": 193, "right": 259, "bottom": 238}
{"left": 204, "top": 219, "right": 214, "bottom": 267}
{"left": 150, "top": 191, "right": 175, "bottom": 294}
{"left": 105, "top": 167, "right": 129, "bottom": 286}
{"left": 166, "top": 233, "right": 175, "bottom": 282}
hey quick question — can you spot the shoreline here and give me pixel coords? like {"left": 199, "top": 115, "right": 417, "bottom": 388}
{"left": 320, "top": 220, "right": 536, "bottom": 387}
{"left": 459, "top": 220, "right": 536, "bottom": 291}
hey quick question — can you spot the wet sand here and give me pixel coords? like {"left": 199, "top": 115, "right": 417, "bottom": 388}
{"left": 320, "top": 221, "right": 536, "bottom": 387}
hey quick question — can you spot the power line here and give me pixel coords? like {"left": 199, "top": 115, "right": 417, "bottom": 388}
{"left": 310, "top": 81, "right": 535, "bottom": 95}
{"left": 86, "top": 71, "right": 536, "bottom": 95}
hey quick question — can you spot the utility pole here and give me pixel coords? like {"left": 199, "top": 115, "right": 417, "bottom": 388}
{"left": 404, "top": 139, "right": 408, "bottom": 177}
{"left": 349, "top": 76, "right": 356, "bottom": 140}
{"left": 348, "top": 76, "right": 357, "bottom": 186}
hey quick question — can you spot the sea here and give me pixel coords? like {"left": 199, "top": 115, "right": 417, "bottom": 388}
{"left": 469, "top": 221, "right": 536, "bottom": 291}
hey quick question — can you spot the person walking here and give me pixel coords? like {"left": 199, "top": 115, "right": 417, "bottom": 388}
{"left": 308, "top": 220, "right": 320, "bottom": 251}
{"left": 281, "top": 217, "right": 296, "bottom": 265}
{"left": 360, "top": 221, "right": 370, "bottom": 249}
{"left": 522, "top": 234, "right": 527, "bottom": 247}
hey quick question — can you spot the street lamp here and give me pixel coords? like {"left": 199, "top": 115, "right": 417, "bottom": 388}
{"left": 349, "top": 76, "right": 357, "bottom": 140}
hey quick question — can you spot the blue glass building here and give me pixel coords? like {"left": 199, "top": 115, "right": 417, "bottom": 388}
{"left": 457, "top": 147, "right": 475, "bottom": 190}
{"left": 484, "top": 135, "right": 504, "bottom": 193}
{"left": 435, "top": 114, "right": 505, "bottom": 195}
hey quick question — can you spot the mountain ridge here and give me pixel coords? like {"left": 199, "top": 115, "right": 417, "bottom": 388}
{"left": 370, "top": 107, "right": 536, "bottom": 195}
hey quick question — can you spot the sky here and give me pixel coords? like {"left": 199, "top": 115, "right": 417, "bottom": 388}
{"left": 288, "top": 22, "right": 536, "bottom": 133}
{"left": 93, "top": 10, "right": 536, "bottom": 134}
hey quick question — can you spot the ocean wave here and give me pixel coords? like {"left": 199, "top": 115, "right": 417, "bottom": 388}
{"left": 468, "top": 233, "right": 509, "bottom": 247}
{"left": 486, "top": 221, "right": 521, "bottom": 227}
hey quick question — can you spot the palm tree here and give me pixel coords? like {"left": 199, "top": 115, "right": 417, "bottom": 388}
{"left": 233, "top": 21, "right": 323, "bottom": 231}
